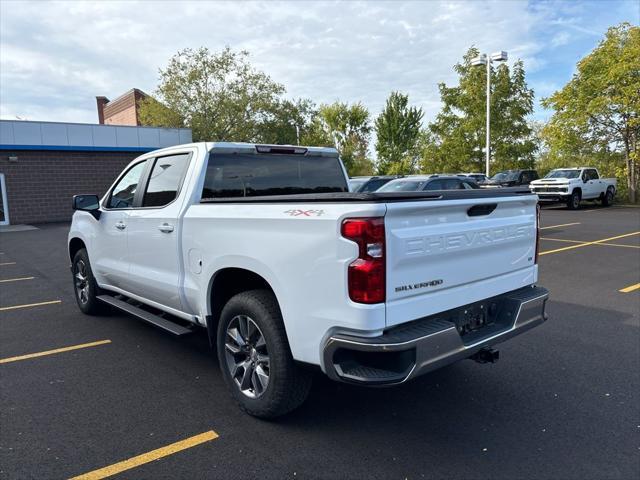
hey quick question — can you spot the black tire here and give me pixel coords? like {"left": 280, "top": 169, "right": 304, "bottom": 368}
{"left": 217, "top": 289, "right": 312, "bottom": 418}
{"left": 567, "top": 190, "right": 581, "bottom": 210}
{"left": 72, "top": 248, "right": 106, "bottom": 315}
{"left": 602, "top": 189, "right": 614, "bottom": 207}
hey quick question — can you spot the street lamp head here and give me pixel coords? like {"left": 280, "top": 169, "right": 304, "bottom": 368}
{"left": 470, "top": 54, "right": 488, "bottom": 66}
{"left": 490, "top": 51, "right": 508, "bottom": 62}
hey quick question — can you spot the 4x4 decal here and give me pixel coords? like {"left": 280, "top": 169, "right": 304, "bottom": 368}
{"left": 284, "top": 209, "right": 325, "bottom": 217}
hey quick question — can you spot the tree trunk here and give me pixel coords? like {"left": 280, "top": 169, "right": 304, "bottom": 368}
{"left": 623, "top": 134, "right": 636, "bottom": 204}
{"left": 626, "top": 153, "right": 636, "bottom": 204}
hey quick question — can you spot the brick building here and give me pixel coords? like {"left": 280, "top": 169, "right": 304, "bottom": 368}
{"left": 0, "top": 120, "right": 191, "bottom": 225}
{"left": 96, "top": 88, "right": 149, "bottom": 126}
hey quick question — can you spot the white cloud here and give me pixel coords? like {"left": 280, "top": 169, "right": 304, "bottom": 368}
{"left": 0, "top": 0, "right": 636, "bottom": 128}
{"left": 551, "top": 31, "right": 571, "bottom": 47}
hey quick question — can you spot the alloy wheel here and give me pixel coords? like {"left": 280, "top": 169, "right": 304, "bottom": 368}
{"left": 224, "top": 315, "right": 270, "bottom": 398}
{"left": 74, "top": 260, "right": 90, "bottom": 304}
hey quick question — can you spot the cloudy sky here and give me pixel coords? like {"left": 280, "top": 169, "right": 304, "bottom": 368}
{"left": 1, "top": 0, "right": 637, "bottom": 127}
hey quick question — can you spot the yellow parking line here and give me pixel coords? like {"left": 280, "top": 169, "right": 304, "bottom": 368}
{"left": 540, "top": 222, "right": 581, "bottom": 230}
{"left": 598, "top": 242, "right": 640, "bottom": 249}
{"left": 541, "top": 237, "right": 583, "bottom": 244}
{"left": 69, "top": 430, "right": 219, "bottom": 480}
{"left": 0, "top": 340, "right": 111, "bottom": 364}
{"left": 542, "top": 238, "right": 640, "bottom": 249}
{"left": 0, "top": 300, "right": 61, "bottom": 311}
{"left": 539, "top": 231, "right": 640, "bottom": 256}
{"left": 0, "top": 276, "right": 35, "bottom": 283}
{"left": 0, "top": 262, "right": 16, "bottom": 266}
{"left": 619, "top": 283, "right": 640, "bottom": 293}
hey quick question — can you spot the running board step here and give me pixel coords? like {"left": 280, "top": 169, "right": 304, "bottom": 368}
{"left": 97, "top": 295, "right": 192, "bottom": 336}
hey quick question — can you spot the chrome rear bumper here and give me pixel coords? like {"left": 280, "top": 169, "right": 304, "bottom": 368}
{"left": 323, "top": 286, "right": 549, "bottom": 385}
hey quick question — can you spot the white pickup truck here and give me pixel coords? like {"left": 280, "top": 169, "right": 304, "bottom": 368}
{"left": 68, "top": 142, "right": 548, "bottom": 417}
{"left": 529, "top": 167, "right": 617, "bottom": 209}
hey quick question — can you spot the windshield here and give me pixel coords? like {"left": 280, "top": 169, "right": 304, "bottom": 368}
{"left": 544, "top": 170, "right": 580, "bottom": 179}
{"left": 491, "top": 171, "right": 519, "bottom": 181}
{"left": 360, "top": 178, "right": 392, "bottom": 192}
{"left": 348, "top": 179, "right": 368, "bottom": 192}
{"left": 377, "top": 179, "right": 427, "bottom": 192}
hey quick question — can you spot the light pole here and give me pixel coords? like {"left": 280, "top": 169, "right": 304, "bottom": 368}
{"left": 471, "top": 51, "right": 508, "bottom": 178}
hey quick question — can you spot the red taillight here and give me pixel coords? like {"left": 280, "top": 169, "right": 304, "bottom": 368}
{"left": 341, "top": 217, "right": 385, "bottom": 304}
{"left": 535, "top": 203, "right": 541, "bottom": 264}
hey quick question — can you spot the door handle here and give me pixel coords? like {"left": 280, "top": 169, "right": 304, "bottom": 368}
{"left": 158, "top": 223, "right": 174, "bottom": 233}
{"left": 115, "top": 221, "right": 126, "bottom": 230}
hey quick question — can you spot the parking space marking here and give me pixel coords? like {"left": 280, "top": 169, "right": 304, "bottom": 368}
{"left": 0, "top": 276, "right": 35, "bottom": 283}
{"left": 0, "top": 340, "right": 111, "bottom": 364}
{"left": 69, "top": 430, "right": 219, "bottom": 480}
{"left": 0, "top": 262, "right": 17, "bottom": 266}
{"left": 597, "top": 243, "right": 640, "bottom": 249}
{"left": 619, "top": 283, "right": 640, "bottom": 293}
{"left": 539, "top": 231, "right": 640, "bottom": 256}
{"left": 0, "top": 300, "right": 62, "bottom": 311}
{"left": 540, "top": 222, "right": 581, "bottom": 230}
{"left": 541, "top": 237, "right": 640, "bottom": 249}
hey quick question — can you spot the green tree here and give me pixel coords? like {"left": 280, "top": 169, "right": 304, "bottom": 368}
{"left": 303, "top": 102, "right": 374, "bottom": 175}
{"left": 422, "top": 47, "right": 536, "bottom": 175}
{"left": 541, "top": 23, "right": 639, "bottom": 202}
{"left": 375, "top": 92, "right": 424, "bottom": 174}
{"left": 257, "top": 98, "right": 317, "bottom": 145}
{"left": 139, "top": 47, "right": 309, "bottom": 144}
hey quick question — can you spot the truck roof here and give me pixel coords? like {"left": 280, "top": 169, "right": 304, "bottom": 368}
{"left": 138, "top": 142, "right": 339, "bottom": 158}
{"left": 206, "top": 142, "right": 338, "bottom": 157}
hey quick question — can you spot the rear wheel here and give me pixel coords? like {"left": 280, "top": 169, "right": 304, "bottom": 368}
{"left": 602, "top": 189, "right": 614, "bottom": 206}
{"left": 72, "top": 248, "right": 106, "bottom": 315}
{"left": 567, "top": 190, "right": 581, "bottom": 210}
{"left": 217, "top": 289, "right": 312, "bottom": 418}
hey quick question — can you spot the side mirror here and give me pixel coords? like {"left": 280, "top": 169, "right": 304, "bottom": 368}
{"left": 73, "top": 194, "right": 101, "bottom": 220}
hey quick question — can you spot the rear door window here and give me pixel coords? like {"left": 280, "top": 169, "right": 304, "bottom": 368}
{"left": 424, "top": 179, "right": 443, "bottom": 191}
{"left": 202, "top": 153, "right": 348, "bottom": 198}
{"left": 444, "top": 178, "right": 463, "bottom": 189}
{"left": 142, "top": 153, "right": 191, "bottom": 207}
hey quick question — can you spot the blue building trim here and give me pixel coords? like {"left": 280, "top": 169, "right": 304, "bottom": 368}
{"left": 0, "top": 144, "right": 156, "bottom": 153}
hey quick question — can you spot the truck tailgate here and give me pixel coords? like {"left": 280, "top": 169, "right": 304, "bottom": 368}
{"left": 385, "top": 195, "right": 538, "bottom": 327}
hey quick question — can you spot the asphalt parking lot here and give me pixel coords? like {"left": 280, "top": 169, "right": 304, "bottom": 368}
{"left": 1, "top": 205, "right": 639, "bottom": 480}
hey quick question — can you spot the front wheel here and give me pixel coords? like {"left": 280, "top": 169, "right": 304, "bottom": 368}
{"left": 217, "top": 290, "right": 312, "bottom": 418}
{"left": 567, "top": 191, "right": 581, "bottom": 210}
{"left": 72, "top": 248, "right": 106, "bottom": 315}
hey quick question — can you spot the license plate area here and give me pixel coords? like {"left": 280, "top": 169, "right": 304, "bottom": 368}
{"left": 453, "top": 303, "right": 494, "bottom": 335}
{"left": 449, "top": 296, "right": 520, "bottom": 345}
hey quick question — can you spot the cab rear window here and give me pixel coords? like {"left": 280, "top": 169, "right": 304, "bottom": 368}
{"left": 201, "top": 153, "right": 348, "bottom": 199}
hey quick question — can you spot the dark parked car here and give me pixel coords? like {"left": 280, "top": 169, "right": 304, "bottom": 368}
{"left": 377, "top": 175, "right": 480, "bottom": 192}
{"left": 488, "top": 169, "right": 539, "bottom": 187}
{"left": 458, "top": 173, "right": 489, "bottom": 185}
{"left": 348, "top": 175, "right": 403, "bottom": 192}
